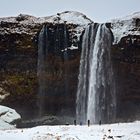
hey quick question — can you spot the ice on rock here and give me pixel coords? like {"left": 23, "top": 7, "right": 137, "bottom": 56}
{"left": 0, "top": 105, "right": 21, "bottom": 129}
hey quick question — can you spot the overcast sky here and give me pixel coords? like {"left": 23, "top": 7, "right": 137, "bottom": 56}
{"left": 0, "top": 0, "right": 140, "bottom": 22}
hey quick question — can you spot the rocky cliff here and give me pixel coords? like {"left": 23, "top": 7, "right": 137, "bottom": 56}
{"left": 0, "top": 11, "right": 140, "bottom": 124}
{"left": 111, "top": 12, "right": 140, "bottom": 121}
{"left": 0, "top": 11, "right": 92, "bottom": 121}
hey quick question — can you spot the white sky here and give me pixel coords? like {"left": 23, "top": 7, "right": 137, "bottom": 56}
{"left": 0, "top": 0, "right": 140, "bottom": 22}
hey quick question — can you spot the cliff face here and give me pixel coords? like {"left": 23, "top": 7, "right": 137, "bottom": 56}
{"left": 0, "top": 11, "right": 140, "bottom": 122}
{"left": 111, "top": 12, "right": 140, "bottom": 121}
{"left": 0, "top": 11, "right": 92, "bottom": 119}
{"left": 0, "top": 15, "right": 40, "bottom": 118}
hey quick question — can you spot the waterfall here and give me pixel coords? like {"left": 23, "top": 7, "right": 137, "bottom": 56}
{"left": 76, "top": 23, "right": 116, "bottom": 124}
{"left": 37, "top": 24, "right": 70, "bottom": 116}
{"left": 63, "top": 24, "right": 69, "bottom": 96}
{"left": 37, "top": 25, "right": 48, "bottom": 116}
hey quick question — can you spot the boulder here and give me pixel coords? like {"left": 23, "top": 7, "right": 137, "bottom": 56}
{"left": 0, "top": 105, "right": 21, "bottom": 129}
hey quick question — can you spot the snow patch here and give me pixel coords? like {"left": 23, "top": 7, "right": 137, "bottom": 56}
{"left": 111, "top": 12, "right": 140, "bottom": 44}
{"left": 45, "top": 11, "right": 92, "bottom": 46}
{"left": 0, "top": 88, "right": 10, "bottom": 102}
{"left": 46, "top": 11, "right": 92, "bottom": 25}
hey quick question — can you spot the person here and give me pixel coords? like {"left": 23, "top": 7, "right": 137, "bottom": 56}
{"left": 74, "top": 120, "right": 76, "bottom": 126}
{"left": 88, "top": 120, "right": 90, "bottom": 127}
{"left": 99, "top": 120, "right": 101, "bottom": 125}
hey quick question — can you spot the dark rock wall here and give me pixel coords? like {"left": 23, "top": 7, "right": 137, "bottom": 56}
{"left": 37, "top": 23, "right": 80, "bottom": 116}
{"left": 112, "top": 35, "right": 140, "bottom": 121}
{"left": 0, "top": 14, "right": 140, "bottom": 122}
{"left": 0, "top": 22, "right": 40, "bottom": 118}
{"left": 0, "top": 21, "right": 81, "bottom": 119}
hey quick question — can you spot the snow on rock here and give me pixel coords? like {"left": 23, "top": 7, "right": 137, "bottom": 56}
{"left": 111, "top": 12, "right": 140, "bottom": 44}
{"left": 0, "top": 11, "right": 92, "bottom": 50}
{"left": 0, "top": 11, "right": 140, "bottom": 46}
{"left": 45, "top": 11, "right": 92, "bottom": 50}
{"left": 0, "top": 121, "right": 140, "bottom": 140}
{"left": 0, "top": 105, "right": 21, "bottom": 130}
{"left": 0, "top": 11, "right": 92, "bottom": 26}
{"left": 0, "top": 88, "right": 10, "bottom": 102}
{"left": 0, "top": 14, "right": 43, "bottom": 24}
{"left": 0, "top": 11, "right": 92, "bottom": 34}
{"left": 45, "top": 11, "right": 92, "bottom": 25}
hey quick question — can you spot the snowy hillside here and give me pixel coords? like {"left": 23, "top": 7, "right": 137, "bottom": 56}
{"left": 0, "top": 11, "right": 92, "bottom": 49}
{"left": 111, "top": 12, "right": 140, "bottom": 44}
{"left": 0, "top": 11, "right": 92, "bottom": 26}
{"left": 45, "top": 11, "right": 92, "bottom": 25}
{"left": 0, "top": 121, "right": 140, "bottom": 140}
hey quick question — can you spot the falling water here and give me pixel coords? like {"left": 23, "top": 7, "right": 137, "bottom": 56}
{"left": 63, "top": 24, "right": 69, "bottom": 96}
{"left": 76, "top": 23, "right": 116, "bottom": 124}
{"left": 37, "top": 24, "right": 70, "bottom": 116}
{"left": 37, "top": 25, "right": 48, "bottom": 116}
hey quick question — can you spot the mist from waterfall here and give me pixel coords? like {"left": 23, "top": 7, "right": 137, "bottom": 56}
{"left": 76, "top": 23, "right": 116, "bottom": 124}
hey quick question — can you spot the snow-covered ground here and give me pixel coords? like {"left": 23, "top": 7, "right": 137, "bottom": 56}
{"left": 0, "top": 121, "right": 140, "bottom": 140}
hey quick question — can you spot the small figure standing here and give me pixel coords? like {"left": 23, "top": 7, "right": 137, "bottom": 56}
{"left": 99, "top": 120, "right": 101, "bottom": 125}
{"left": 88, "top": 120, "right": 90, "bottom": 127}
{"left": 74, "top": 120, "right": 76, "bottom": 126}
